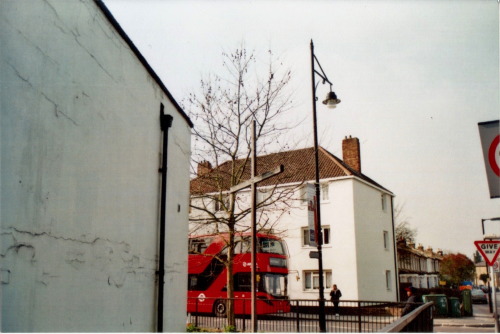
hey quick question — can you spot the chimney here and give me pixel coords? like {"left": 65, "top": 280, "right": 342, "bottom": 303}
{"left": 342, "top": 136, "right": 361, "bottom": 173}
{"left": 197, "top": 160, "right": 212, "bottom": 176}
{"left": 425, "top": 247, "right": 433, "bottom": 256}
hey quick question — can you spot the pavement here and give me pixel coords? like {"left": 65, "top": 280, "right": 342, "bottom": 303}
{"left": 433, "top": 302, "right": 496, "bottom": 331}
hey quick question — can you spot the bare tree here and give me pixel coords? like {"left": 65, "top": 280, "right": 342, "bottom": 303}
{"left": 185, "top": 46, "right": 297, "bottom": 325}
{"left": 394, "top": 203, "right": 417, "bottom": 243}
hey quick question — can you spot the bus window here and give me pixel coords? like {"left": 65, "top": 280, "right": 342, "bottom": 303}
{"left": 260, "top": 273, "right": 288, "bottom": 297}
{"left": 234, "top": 273, "right": 251, "bottom": 292}
{"left": 189, "top": 237, "right": 213, "bottom": 254}
{"left": 234, "top": 237, "right": 251, "bottom": 254}
{"left": 259, "top": 238, "right": 286, "bottom": 255}
{"left": 188, "top": 275, "right": 198, "bottom": 290}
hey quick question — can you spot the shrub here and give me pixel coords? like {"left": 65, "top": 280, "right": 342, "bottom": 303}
{"left": 223, "top": 325, "right": 237, "bottom": 332}
{"left": 186, "top": 323, "right": 201, "bottom": 332}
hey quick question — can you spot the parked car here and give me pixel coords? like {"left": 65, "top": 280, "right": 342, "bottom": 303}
{"left": 471, "top": 289, "right": 488, "bottom": 304}
{"left": 479, "top": 285, "right": 490, "bottom": 293}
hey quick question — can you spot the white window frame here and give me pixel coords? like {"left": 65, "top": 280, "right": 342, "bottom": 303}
{"left": 214, "top": 194, "right": 230, "bottom": 212}
{"left": 381, "top": 194, "right": 387, "bottom": 211}
{"left": 302, "top": 226, "right": 331, "bottom": 247}
{"left": 303, "top": 270, "right": 332, "bottom": 291}
{"left": 321, "top": 183, "right": 329, "bottom": 201}
{"left": 383, "top": 230, "right": 389, "bottom": 250}
{"left": 385, "top": 270, "right": 392, "bottom": 290}
{"left": 257, "top": 188, "right": 272, "bottom": 204}
{"left": 300, "top": 183, "right": 329, "bottom": 203}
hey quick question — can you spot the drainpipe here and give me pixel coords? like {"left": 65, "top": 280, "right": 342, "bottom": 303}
{"left": 158, "top": 104, "right": 173, "bottom": 332}
{"left": 391, "top": 196, "right": 400, "bottom": 301}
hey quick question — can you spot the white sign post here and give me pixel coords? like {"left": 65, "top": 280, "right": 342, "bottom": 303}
{"left": 478, "top": 120, "right": 500, "bottom": 198}
{"left": 476, "top": 240, "right": 500, "bottom": 332}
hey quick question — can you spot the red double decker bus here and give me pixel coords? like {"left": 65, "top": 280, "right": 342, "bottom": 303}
{"left": 187, "top": 232, "right": 290, "bottom": 316}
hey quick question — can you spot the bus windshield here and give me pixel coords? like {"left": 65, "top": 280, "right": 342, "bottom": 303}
{"left": 258, "top": 238, "right": 287, "bottom": 255}
{"left": 260, "top": 273, "right": 288, "bottom": 297}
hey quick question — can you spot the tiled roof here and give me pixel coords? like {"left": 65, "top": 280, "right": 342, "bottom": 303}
{"left": 190, "top": 146, "right": 391, "bottom": 195}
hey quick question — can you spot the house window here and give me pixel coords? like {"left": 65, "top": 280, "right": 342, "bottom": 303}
{"left": 321, "top": 183, "right": 329, "bottom": 201}
{"left": 304, "top": 270, "right": 332, "bottom": 291}
{"left": 214, "top": 194, "right": 230, "bottom": 212}
{"left": 385, "top": 270, "right": 392, "bottom": 290}
{"left": 300, "top": 183, "right": 329, "bottom": 202}
{"left": 381, "top": 194, "right": 386, "bottom": 211}
{"left": 300, "top": 185, "right": 308, "bottom": 203}
{"left": 257, "top": 188, "right": 272, "bottom": 204}
{"left": 383, "top": 231, "right": 389, "bottom": 250}
{"left": 302, "top": 226, "right": 330, "bottom": 246}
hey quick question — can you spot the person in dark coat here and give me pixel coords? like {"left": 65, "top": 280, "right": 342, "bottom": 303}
{"left": 330, "top": 284, "right": 342, "bottom": 316}
{"left": 401, "top": 286, "right": 419, "bottom": 316}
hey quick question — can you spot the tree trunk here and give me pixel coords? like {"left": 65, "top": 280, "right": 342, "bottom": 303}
{"left": 226, "top": 228, "right": 235, "bottom": 326}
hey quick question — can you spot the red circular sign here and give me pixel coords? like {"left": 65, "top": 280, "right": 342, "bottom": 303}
{"left": 489, "top": 135, "right": 500, "bottom": 177}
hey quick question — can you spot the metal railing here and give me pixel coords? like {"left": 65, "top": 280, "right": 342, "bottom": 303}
{"left": 186, "top": 297, "right": 432, "bottom": 332}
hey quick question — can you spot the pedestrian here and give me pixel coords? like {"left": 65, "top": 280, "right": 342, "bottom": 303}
{"left": 401, "top": 286, "right": 419, "bottom": 316}
{"left": 330, "top": 284, "right": 342, "bottom": 316}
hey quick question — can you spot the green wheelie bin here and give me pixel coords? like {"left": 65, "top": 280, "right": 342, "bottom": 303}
{"left": 422, "top": 294, "right": 448, "bottom": 317}
{"left": 461, "top": 289, "right": 473, "bottom": 316}
{"left": 448, "top": 297, "right": 461, "bottom": 317}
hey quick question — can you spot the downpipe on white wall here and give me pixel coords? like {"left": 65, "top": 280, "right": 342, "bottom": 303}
{"left": 158, "top": 103, "right": 173, "bottom": 332}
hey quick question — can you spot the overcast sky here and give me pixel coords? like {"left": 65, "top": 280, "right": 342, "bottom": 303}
{"left": 103, "top": 0, "right": 499, "bottom": 257}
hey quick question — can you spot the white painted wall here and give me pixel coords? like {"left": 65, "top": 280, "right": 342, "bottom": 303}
{"left": 352, "top": 180, "right": 397, "bottom": 301}
{"left": 282, "top": 178, "right": 397, "bottom": 301}
{"left": 1, "top": 0, "right": 190, "bottom": 332}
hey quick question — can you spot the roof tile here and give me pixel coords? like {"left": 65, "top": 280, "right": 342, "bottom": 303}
{"left": 190, "top": 146, "right": 390, "bottom": 194}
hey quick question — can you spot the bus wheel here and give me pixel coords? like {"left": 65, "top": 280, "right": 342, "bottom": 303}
{"left": 213, "top": 299, "right": 227, "bottom": 317}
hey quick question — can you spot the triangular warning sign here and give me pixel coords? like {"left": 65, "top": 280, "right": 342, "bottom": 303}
{"left": 474, "top": 241, "right": 500, "bottom": 266}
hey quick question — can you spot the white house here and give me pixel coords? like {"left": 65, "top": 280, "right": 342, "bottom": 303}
{"left": 189, "top": 136, "right": 399, "bottom": 302}
{"left": 1, "top": 0, "right": 192, "bottom": 332}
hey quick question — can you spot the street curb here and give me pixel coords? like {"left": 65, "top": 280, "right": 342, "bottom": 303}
{"left": 434, "top": 323, "right": 494, "bottom": 328}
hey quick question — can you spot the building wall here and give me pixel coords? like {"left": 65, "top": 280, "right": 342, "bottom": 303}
{"left": 1, "top": 0, "right": 190, "bottom": 331}
{"left": 475, "top": 263, "right": 488, "bottom": 285}
{"left": 353, "top": 180, "right": 397, "bottom": 301}
{"left": 318, "top": 179, "right": 359, "bottom": 300}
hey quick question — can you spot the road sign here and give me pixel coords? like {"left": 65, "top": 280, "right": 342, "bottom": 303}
{"left": 494, "top": 261, "right": 500, "bottom": 273}
{"left": 309, "top": 251, "right": 319, "bottom": 259}
{"left": 474, "top": 240, "right": 500, "bottom": 266}
{"left": 478, "top": 120, "right": 499, "bottom": 198}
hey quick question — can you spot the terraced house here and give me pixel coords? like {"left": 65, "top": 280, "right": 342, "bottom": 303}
{"left": 397, "top": 239, "right": 443, "bottom": 291}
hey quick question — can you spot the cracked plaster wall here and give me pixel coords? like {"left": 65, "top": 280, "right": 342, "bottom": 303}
{"left": 1, "top": 0, "right": 190, "bottom": 332}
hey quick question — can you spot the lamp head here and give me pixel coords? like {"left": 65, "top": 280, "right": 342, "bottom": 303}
{"left": 322, "top": 91, "right": 341, "bottom": 109}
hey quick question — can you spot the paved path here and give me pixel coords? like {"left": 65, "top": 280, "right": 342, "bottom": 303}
{"left": 434, "top": 300, "right": 496, "bottom": 332}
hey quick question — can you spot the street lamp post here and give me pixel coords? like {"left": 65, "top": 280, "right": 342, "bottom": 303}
{"left": 482, "top": 217, "right": 500, "bottom": 235}
{"left": 310, "top": 39, "right": 341, "bottom": 333}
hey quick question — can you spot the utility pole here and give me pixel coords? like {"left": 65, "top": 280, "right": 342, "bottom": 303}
{"left": 229, "top": 120, "right": 283, "bottom": 332}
